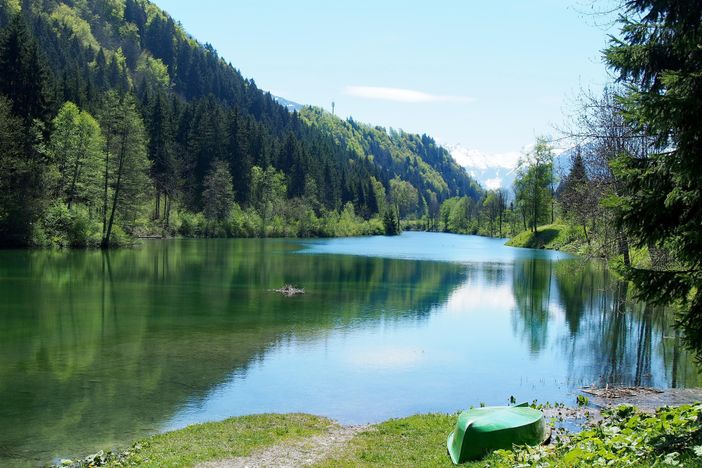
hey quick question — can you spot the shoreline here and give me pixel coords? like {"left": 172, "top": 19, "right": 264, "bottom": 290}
{"left": 51, "top": 386, "right": 702, "bottom": 467}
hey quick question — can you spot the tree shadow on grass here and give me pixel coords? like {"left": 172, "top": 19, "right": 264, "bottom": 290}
{"left": 528, "top": 228, "right": 560, "bottom": 248}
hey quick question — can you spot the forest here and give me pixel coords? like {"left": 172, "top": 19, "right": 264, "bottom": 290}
{"left": 0, "top": 0, "right": 700, "bottom": 354}
{"left": 0, "top": 0, "right": 480, "bottom": 248}
{"left": 504, "top": 0, "right": 702, "bottom": 356}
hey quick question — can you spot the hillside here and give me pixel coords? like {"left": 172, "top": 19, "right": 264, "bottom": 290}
{"left": 0, "top": 0, "right": 481, "bottom": 246}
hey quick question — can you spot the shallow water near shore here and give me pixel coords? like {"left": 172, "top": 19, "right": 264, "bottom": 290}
{"left": 0, "top": 232, "right": 698, "bottom": 465}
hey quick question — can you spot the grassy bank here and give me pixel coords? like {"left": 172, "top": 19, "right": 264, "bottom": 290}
{"left": 62, "top": 404, "right": 702, "bottom": 467}
{"left": 60, "top": 414, "right": 334, "bottom": 467}
{"left": 505, "top": 224, "right": 655, "bottom": 276}
{"left": 505, "top": 223, "right": 581, "bottom": 252}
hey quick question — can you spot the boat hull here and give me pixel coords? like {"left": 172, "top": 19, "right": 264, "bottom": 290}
{"left": 447, "top": 405, "right": 549, "bottom": 464}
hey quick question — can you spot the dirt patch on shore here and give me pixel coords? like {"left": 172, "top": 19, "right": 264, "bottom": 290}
{"left": 196, "top": 387, "right": 702, "bottom": 467}
{"left": 541, "top": 387, "right": 702, "bottom": 433}
{"left": 197, "top": 424, "right": 369, "bottom": 468}
{"left": 582, "top": 387, "right": 702, "bottom": 410}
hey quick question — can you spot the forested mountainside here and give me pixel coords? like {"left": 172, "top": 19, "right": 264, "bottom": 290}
{"left": 0, "top": 0, "right": 481, "bottom": 247}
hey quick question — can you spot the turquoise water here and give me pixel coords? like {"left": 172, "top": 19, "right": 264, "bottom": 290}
{"left": 0, "top": 232, "right": 697, "bottom": 464}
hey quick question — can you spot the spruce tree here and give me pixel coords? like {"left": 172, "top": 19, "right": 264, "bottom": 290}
{"left": 0, "top": 14, "right": 53, "bottom": 124}
{"left": 202, "top": 160, "right": 234, "bottom": 222}
{"left": 605, "top": 0, "right": 702, "bottom": 350}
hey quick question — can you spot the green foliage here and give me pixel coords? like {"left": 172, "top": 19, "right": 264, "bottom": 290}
{"left": 383, "top": 206, "right": 401, "bottom": 235}
{"left": 50, "top": 4, "right": 99, "bottom": 50}
{"left": 299, "top": 106, "right": 482, "bottom": 210}
{"left": 495, "top": 404, "right": 702, "bottom": 467}
{"left": 93, "top": 0, "right": 125, "bottom": 22}
{"left": 0, "top": 14, "right": 53, "bottom": 123}
{"left": 250, "top": 165, "right": 286, "bottom": 235}
{"left": 135, "top": 52, "right": 169, "bottom": 90}
{"left": 176, "top": 210, "right": 205, "bottom": 238}
{"left": 49, "top": 102, "right": 105, "bottom": 209}
{"left": 98, "top": 91, "right": 151, "bottom": 247}
{"left": 514, "top": 138, "right": 554, "bottom": 233}
{"left": 202, "top": 160, "right": 234, "bottom": 222}
{"left": 436, "top": 190, "right": 514, "bottom": 238}
{"left": 604, "top": 0, "right": 702, "bottom": 353}
{"left": 506, "top": 224, "right": 580, "bottom": 251}
{"left": 389, "top": 176, "right": 419, "bottom": 219}
{"left": 447, "top": 196, "right": 473, "bottom": 233}
{"left": 0, "top": 0, "right": 484, "bottom": 247}
{"left": 4, "top": 0, "right": 20, "bottom": 15}
{"left": 0, "top": 97, "right": 51, "bottom": 246}
{"left": 34, "top": 202, "right": 100, "bottom": 247}
{"left": 0, "top": 96, "right": 29, "bottom": 241}
{"left": 57, "top": 405, "right": 702, "bottom": 467}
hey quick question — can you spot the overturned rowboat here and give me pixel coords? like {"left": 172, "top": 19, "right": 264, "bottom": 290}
{"left": 447, "top": 404, "right": 549, "bottom": 464}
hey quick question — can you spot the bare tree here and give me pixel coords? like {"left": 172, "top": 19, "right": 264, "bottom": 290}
{"left": 560, "top": 86, "right": 653, "bottom": 264}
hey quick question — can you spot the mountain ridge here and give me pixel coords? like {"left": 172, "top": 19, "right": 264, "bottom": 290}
{"left": 0, "top": 0, "right": 481, "bottom": 202}
{"left": 0, "top": 0, "right": 483, "bottom": 245}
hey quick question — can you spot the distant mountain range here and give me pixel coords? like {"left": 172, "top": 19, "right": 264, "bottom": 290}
{"left": 447, "top": 143, "right": 574, "bottom": 191}
{"left": 272, "top": 95, "right": 304, "bottom": 112}
{"left": 271, "top": 94, "right": 576, "bottom": 193}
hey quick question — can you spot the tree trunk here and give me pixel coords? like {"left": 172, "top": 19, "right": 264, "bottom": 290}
{"left": 582, "top": 223, "right": 590, "bottom": 246}
{"left": 102, "top": 128, "right": 127, "bottom": 249}
{"left": 164, "top": 193, "right": 171, "bottom": 230}
{"left": 67, "top": 134, "right": 86, "bottom": 210}
{"left": 67, "top": 162, "right": 82, "bottom": 210}
{"left": 101, "top": 143, "right": 110, "bottom": 241}
{"left": 619, "top": 235, "right": 631, "bottom": 267}
{"left": 155, "top": 191, "right": 161, "bottom": 220}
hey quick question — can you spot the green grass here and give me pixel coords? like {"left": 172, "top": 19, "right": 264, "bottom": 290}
{"left": 317, "top": 406, "right": 702, "bottom": 467}
{"left": 77, "top": 413, "right": 335, "bottom": 467}
{"left": 506, "top": 223, "right": 582, "bottom": 252}
{"left": 315, "top": 413, "right": 500, "bottom": 468}
{"left": 68, "top": 405, "right": 702, "bottom": 467}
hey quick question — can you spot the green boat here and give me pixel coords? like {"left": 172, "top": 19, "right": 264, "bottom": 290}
{"left": 447, "top": 404, "right": 550, "bottom": 464}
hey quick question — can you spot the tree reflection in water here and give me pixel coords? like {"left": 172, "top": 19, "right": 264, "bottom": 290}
{"left": 511, "top": 258, "right": 700, "bottom": 389}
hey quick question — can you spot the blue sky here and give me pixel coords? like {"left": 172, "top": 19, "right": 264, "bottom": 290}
{"left": 157, "top": 0, "right": 616, "bottom": 173}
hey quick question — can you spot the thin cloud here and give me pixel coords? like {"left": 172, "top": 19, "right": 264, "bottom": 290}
{"left": 345, "top": 85, "right": 474, "bottom": 104}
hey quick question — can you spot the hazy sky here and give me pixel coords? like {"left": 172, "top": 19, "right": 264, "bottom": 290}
{"left": 157, "top": 0, "right": 616, "bottom": 161}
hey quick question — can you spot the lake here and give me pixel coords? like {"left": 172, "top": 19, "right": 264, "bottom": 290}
{"left": 0, "top": 232, "right": 698, "bottom": 465}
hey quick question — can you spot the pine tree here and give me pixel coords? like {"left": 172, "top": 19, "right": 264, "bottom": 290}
{"left": 0, "top": 96, "right": 41, "bottom": 245}
{"left": 0, "top": 15, "right": 53, "bottom": 124}
{"left": 145, "top": 91, "right": 177, "bottom": 221}
{"left": 202, "top": 160, "right": 234, "bottom": 222}
{"left": 0, "top": 17, "right": 54, "bottom": 245}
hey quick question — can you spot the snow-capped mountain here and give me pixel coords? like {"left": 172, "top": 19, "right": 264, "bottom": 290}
{"left": 447, "top": 143, "right": 574, "bottom": 191}
{"left": 272, "top": 95, "right": 304, "bottom": 112}
{"left": 446, "top": 144, "right": 522, "bottom": 190}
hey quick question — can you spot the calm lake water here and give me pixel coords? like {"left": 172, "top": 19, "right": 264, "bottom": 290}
{"left": 0, "top": 232, "right": 699, "bottom": 465}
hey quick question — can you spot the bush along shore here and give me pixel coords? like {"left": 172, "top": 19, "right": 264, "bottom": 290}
{"left": 57, "top": 402, "right": 702, "bottom": 467}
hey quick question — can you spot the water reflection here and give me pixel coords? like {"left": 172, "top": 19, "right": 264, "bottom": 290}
{"left": 509, "top": 258, "right": 700, "bottom": 389}
{"left": 0, "top": 233, "right": 698, "bottom": 465}
{"left": 0, "top": 239, "right": 466, "bottom": 464}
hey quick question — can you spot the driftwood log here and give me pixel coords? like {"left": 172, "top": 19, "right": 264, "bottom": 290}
{"left": 273, "top": 284, "right": 305, "bottom": 296}
{"left": 581, "top": 386, "right": 663, "bottom": 399}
